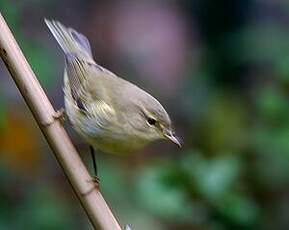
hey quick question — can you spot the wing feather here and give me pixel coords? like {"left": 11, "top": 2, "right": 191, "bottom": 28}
{"left": 64, "top": 54, "right": 117, "bottom": 132}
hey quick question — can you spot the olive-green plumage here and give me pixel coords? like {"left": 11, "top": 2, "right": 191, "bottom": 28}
{"left": 45, "top": 19, "right": 180, "bottom": 154}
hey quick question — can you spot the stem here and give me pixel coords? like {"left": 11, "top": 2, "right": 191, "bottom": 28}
{"left": 0, "top": 12, "right": 121, "bottom": 230}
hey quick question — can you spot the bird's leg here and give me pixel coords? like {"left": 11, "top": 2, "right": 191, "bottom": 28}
{"left": 83, "top": 146, "right": 101, "bottom": 195}
{"left": 90, "top": 145, "right": 100, "bottom": 186}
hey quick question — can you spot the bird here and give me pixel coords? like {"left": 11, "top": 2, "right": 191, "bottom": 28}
{"left": 45, "top": 19, "right": 181, "bottom": 180}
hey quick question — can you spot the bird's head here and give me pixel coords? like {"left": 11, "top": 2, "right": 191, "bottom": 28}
{"left": 128, "top": 92, "right": 181, "bottom": 147}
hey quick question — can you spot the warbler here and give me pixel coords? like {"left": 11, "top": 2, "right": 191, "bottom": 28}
{"left": 45, "top": 19, "right": 181, "bottom": 175}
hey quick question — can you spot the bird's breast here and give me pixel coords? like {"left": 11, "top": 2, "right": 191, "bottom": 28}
{"left": 85, "top": 131, "right": 149, "bottom": 155}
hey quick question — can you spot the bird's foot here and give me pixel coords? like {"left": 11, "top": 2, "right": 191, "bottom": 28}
{"left": 53, "top": 108, "right": 65, "bottom": 125}
{"left": 41, "top": 108, "right": 65, "bottom": 127}
{"left": 83, "top": 176, "right": 100, "bottom": 195}
{"left": 91, "top": 175, "right": 100, "bottom": 187}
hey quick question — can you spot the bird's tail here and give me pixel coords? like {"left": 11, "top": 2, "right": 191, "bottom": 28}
{"left": 45, "top": 19, "right": 93, "bottom": 60}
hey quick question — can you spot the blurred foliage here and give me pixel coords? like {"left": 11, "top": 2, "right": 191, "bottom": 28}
{"left": 0, "top": 162, "right": 79, "bottom": 230}
{"left": 0, "top": 97, "right": 5, "bottom": 131}
{"left": 0, "top": 0, "right": 58, "bottom": 89}
{"left": 1, "top": 0, "right": 289, "bottom": 230}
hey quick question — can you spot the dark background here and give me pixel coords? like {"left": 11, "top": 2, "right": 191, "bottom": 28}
{"left": 1, "top": 0, "right": 289, "bottom": 229}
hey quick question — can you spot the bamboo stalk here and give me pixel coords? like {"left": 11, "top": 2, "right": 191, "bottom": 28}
{"left": 0, "top": 12, "right": 122, "bottom": 230}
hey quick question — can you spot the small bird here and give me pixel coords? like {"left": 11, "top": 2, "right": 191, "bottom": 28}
{"left": 45, "top": 19, "right": 181, "bottom": 178}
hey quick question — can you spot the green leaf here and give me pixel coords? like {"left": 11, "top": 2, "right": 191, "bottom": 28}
{"left": 181, "top": 152, "right": 241, "bottom": 200}
{"left": 135, "top": 163, "right": 197, "bottom": 223}
{"left": 216, "top": 194, "right": 259, "bottom": 226}
{"left": 255, "top": 86, "right": 289, "bottom": 121}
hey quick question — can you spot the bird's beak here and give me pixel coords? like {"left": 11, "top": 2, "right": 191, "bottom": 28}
{"left": 164, "top": 130, "right": 182, "bottom": 147}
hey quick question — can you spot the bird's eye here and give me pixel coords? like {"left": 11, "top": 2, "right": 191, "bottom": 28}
{"left": 147, "top": 117, "right": 157, "bottom": 126}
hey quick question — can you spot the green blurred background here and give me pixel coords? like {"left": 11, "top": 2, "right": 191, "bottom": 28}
{"left": 1, "top": 0, "right": 289, "bottom": 229}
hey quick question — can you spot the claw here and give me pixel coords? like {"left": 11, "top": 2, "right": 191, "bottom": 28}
{"left": 91, "top": 175, "right": 100, "bottom": 187}
{"left": 81, "top": 176, "right": 100, "bottom": 196}
{"left": 41, "top": 108, "right": 65, "bottom": 126}
{"left": 53, "top": 107, "right": 65, "bottom": 125}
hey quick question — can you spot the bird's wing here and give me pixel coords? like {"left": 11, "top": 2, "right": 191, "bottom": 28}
{"left": 65, "top": 53, "right": 117, "bottom": 130}
{"left": 46, "top": 19, "right": 118, "bottom": 131}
